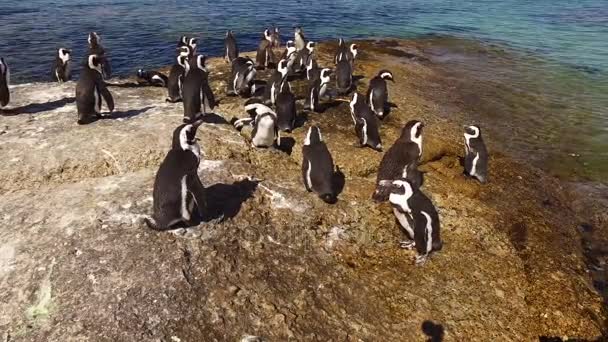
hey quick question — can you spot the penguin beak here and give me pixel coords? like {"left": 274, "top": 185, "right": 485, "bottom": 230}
{"left": 192, "top": 118, "right": 205, "bottom": 129}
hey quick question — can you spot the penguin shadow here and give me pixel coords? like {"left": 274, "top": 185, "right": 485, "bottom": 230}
{"left": 102, "top": 106, "right": 154, "bottom": 120}
{"left": 332, "top": 166, "right": 346, "bottom": 197}
{"left": 202, "top": 113, "right": 229, "bottom": 125}
{"left": 384, "top": 102, "right": 398, "bottom": 117}
{"left": 421, "top": 321, "right": 444, "bottom": 342}
{"left": 106, "top": 82, "right": 152, "bottom": 88}
{"left": 275, "top": 137, "right": 296, "bottom": 155}
{"left": 353, "top": 75, "right": 365, "bottom": 82}
{"left": 1, "top": 97, "right": 76, "bottom": 116}
{"left": 294, "top": 111, "right": 309, "bottom": 129}
{"left": 320, "top": 99, "right": 344, "bottom": 113}
{"left": 252, "top": 80, "right": 266, "bottom": 97}
{"left": 203, "top": 179, "right": 259, "bottom": 221}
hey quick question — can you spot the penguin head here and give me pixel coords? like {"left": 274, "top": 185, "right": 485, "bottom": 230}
{"left": 294, "top": 26, "right": 303, "bottom": 34}
{"left": 379, "top": 70, "right": 394, "bottom": 82}
{"left": 58, "top": 48, "right": 71, "bottom": 63}
{"left": 388, "top": 179, "right": 414, "bottom": 207}
{"left": 88, "top": 32, "right": 100, "bottom": 47}
{"left": 320, "top": 68, "right": 332, "bottom": 84}
{"left": 87, "top": 54, "right": 103, "bottom": 75}
{"left": 350, "top": 44, "right": 358, "bottom": 58}
{"left": 179, "top": 36, "right": 188, "bottom": 46}
{"left": 306, "top": 41, "right": 316, "bottom": 52}
{"left": 0, "top": 58, "right": 7, "bottom": 76}
{"left": 244, "top": 101, "right": 276, "bottom": 119}
{"left": 304, "top": 126, "right": 323, "bottom": 146}
{"left": 402, "top": 120, "right": 423, "bottom": 141}
{"left": 177, "top": 46, "right": 191, "bottom": 58}
{"left": 136, "top": 69, "right": 144, "bottom": 78}
{"left": 264, "top": 29, "right": 272, "bottom": 41}
{"left": 226, "top": 30, "right": 233, "bottom": 37}
{"left": 188, "top": 37, "right": 198, "bottom": 50}
{"left": 173, "top": 119, "right": 204, "bottom": 151}
{"left": 278, "top": 59, "right": 288, "bottom": 76}
{"left": 338, "top": 38, "right": 345, "bottom": 47}
{"left": 464, "top": 125, "right": 481, "bottom": 139}
{"left": 194, "top": 55, "right": 207, "bottom": 72}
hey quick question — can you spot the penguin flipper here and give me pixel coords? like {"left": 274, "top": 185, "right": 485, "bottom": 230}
{"left": 201, "top": 83, "right": 216, "bottom": 110}
{"left": 98, "top": 83, "right": 114, "bottom": 112}
{"left": 187, "top": 174, "right": 207, "bottom": 218}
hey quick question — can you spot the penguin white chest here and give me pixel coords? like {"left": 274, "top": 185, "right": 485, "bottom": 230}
{"left": 181, "top": 176, "right": 192, "bottom": 221}
{"left": 471, "top": 152, "right": 480, "bottom": 176}
{"left": 252, "top": 117, "right": 275, "bottom": 147}
{"left": 393, "top": 208, "right": 414, "bottom": 239}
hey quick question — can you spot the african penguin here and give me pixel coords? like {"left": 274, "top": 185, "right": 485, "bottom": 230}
{"left": 230, "top": 56, "right": 257, "bottom": 97}
{"left": 188, "top": 37, "right": 198, "bottom": 58}
{"left": 334, "top": 38, "right": 347, "bottom": 64}
{"left": 255, "top": 30, "right": 277, "bottom": 69}
{"left": 262, "top": 59, "right": 288, "bottom": 105}
{"left": 75, "top": 54, "right": 115, "bottom": 124}
{"left": 373, "top": 120, "right": 425, "bottom": 202}
{"left": 294, "top": 41, "right": 315, "bottom": 74}
{"left": 224, "top": 30, "right": 239, "bottom": 63}
{"left": 334, "top": 40, "right": 358, "bottom": 68}
{"left": 270, "top": 26, "right": 281, "bottom": 48}
{"left": 182, "top": 55, "right": 216, "bottom": 123}
{"left": 302, "top": 126, "right": 338, "bottom": 204}
{"left": 275, "top": 77, "right": 296, "bottom": 132}
{"left": 294, "top": 26, "right": 306, "bottom": 51}
{"left": 88, "top": 32, "right": 111, "bottom": 79}
{"left": 388, "top": 179, "right": 442, "bottom": 265}
{"left": 0, "top": 57, "right": 10, "bottom": 109}
{"left": 349, "top": 93, "right": 382, "bottom": 151}
{"left": 464, "top": 125, "right": 489, "bottom": 183}
{"left": 53, "top": 48, "right": 71, "bottom": 82}
{"left": 166, "top": 46, "right": 191, "bottom": 103}
{"left": 145, "top": 119, "right": 208, "bottom": 231}
{"left": 346, "top": 44, "right": 358, "bottom": 68}
{"left": 336, "top": 58, "right": 353, "bottom": 95}
{"left": 281, "top": 40, "right": 298, "bottom": 73}
{"left": 367, "top": 70, "right": 394, "bottom": 119}
{"left": 137, "top": 69, "right": 168, "bottom": 87}
{"left": 306, "top": 55, "right": 320, "bottom": 81}
{"left": 305, "top": 68, "right": 332, "bottom": 113}
{"left": 177, "top": 35, "right": 189, "bottom": 47}
{"left": 234, "top": 101, "right": 280, "bottom": 148}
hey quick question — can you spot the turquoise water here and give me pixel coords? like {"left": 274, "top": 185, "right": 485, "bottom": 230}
{"left": 0, "top": 0, "right": 606, "bottom": 181}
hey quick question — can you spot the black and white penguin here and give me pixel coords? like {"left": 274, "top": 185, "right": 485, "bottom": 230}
{"left": 334, "top": 38, "right": 347, "bottom": 64}
{"left": 302, "top": 126, "right": 338, "bottom": 204}
{"left": 166, "top": 46, "right": 191, "bottom": 103}
{"left": 270, "top": 26, "right": 281, "bottom": 48}
{"left": 336, "top": 58, "right": 353, "bottom": 95}
{"left": 349, "top": 92, "right": 382, "bottom": 151}
{"left": 224, "top": 30, "right": 239, "bottom": 63}
{"left": 305, "top": 68, "right": 332, "bottom": 113}
{"left": 52, "top": 48, "right": 71, "bottom": 82}
{"left": 280, "top": 40, "right": 298, "bottom": 73}
{"left": 75, "top": 54, "right": 115, "bottom": 124}
{"left": 262, "top": 59, "right": 288, "bottom": 105}
{"left": 137, "top": 69, "right": 168, "bottom": 87}
{"left": 255, "top": 30, "right": 277, "bottom": 69}
{"left": 177, "top": 35, "right": 189, "bottom": 48}
{"left": 234, "top": 101, "right": 281, "bottom": 148}
{"left": 187, "top": 37, "right": 198, "bottom": 58}
{"left": 305, "top": 55, "right": 320, "bottom": 81}
{"left": 230, "top": 56, "right": 257, "bottom": 97}
{"left": 367, "top": 70, "right": 394, "bottom": 119}
{"left": 294, "top": 41, "right": 315, "bottom": 74}
{"left": 182, "top": 55, "right": 216, "bottom": 123}
{"left": 88, "top": 32, "right": 111, "bottom": 79}
{"left": 334, "top": 40, "right": 358, "bottom": 68}
{"left": 145, "top": 119, "right": 208, "bottom": 231}
{"left": 464, "top": 125, "right": 489, "bottom": 183}
{"left": 294, "top": 26, "right": 306, "bottom": 51}
{"left": 388, "top": 179, "right": 442, "bottom": 265}
{"left": 0, "top": 57, "right": 10, "bottom": 110}
{"left": 346, "top": 43, "right": 358, "bottom": 68}
{"left": 275, "top": 77, "right": 296, "bottom": 132}
{"left": 373, "top": 120, "right": 424, "bottom": 202}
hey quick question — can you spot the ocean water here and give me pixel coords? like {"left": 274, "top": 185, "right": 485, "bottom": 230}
{"left": 0, "top": 0, "right": 607, "bottom": 181}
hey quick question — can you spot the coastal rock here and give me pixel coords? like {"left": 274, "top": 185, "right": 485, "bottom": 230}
{"left": 0, "top": 40, "right": 605, "bottom": 341}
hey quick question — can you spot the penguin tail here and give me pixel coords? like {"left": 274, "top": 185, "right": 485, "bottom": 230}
{"left": 319, "top": 193, "right": 338, "bottom": 204}
{"left": 144, "top": 217, "right": 162, "bottom": 231}
{"left": 372, "top": 187, "right": 390, "bottom": 202}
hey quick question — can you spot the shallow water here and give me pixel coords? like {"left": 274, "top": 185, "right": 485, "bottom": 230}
{"left": 0, "top": 0, "right": 606, "bottom": 182}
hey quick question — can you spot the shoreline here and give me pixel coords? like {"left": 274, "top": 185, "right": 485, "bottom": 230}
{"left": 0, "top": 39, "right": 606, "bottom": 340}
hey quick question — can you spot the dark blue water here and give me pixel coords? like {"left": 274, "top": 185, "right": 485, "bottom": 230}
{"left": 0, "top": 0, "right": 607, "bottom": 181}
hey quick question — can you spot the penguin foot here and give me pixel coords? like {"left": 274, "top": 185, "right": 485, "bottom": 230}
{"left": 415, "top": 254, "right": 429, "bottom": 266}
{"left": 400, "top": 240, "right": 416, "bottom": 250}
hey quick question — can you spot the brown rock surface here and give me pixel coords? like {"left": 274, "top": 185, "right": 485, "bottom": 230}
{"left": 0, "top": 40, "right": 606, "bottom": 341}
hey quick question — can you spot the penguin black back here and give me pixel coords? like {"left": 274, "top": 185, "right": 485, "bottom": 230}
{"left": 0, "top": 57, "right": 10, "bottom": 108}
{"left": 75, "top": 54, "right": 114, "bottom": 124}
{"left": 350, "top": 93, "right": 382, "bottom": 151}
{"left": 367, "top": 70, "right": 394, "bottom": 119}
{"left": 88, "top": 32, "right": 111, "bottom": 79}
{"left": 224, "top": 30, "right": 239, "bottom": 63}
{"left": 275, "top": 77, "right": 296, "bottom": 132}
{"left": 302, "top": 126, "right": 337, "bottom": 204}
{"left": 230, "top": 56, "right": 257, "bottom": 97}
{"left": 53, "top": 48, "right": 71, "bottom": 82}
{"left": 336, "top": 59, "right": 352, "bottom": 95}
{"left": 464, "top": 125, "right": 489, "bottom": 183}
{"left": 166, "top": 47, "right": 191, "bottom": 103}
{"left": 182, "top": 55, "right": 216, "bottom": 122}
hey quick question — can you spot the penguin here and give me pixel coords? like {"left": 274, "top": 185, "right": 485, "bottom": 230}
{"left": 137, "top": 69, "right": 168, "bottom": 87}
{"left": 464, "top": 125, "right": 489, "bottom": 183}
{"left": 336, "top": 58, "right": 352, "bottom": 95}
{"left": 177, "top": 35, "right": 189, "bottom": 48}
{"left": 305, "top": 55, "right": 320, "bottom": 81}
{"left": 294, "top": 41, "right": 315, "bottom": 74}
{"left": 166, "top": 46, "right": 191, "bottom": 103}
{"left": 334, "top": 38, "right": 347, "bottom": 64}
{"left": 75, "top": 54, "right": 115, "bottom": 125}
{"left": 52, "top": 48, "right": 71, "bottom": 82}
{"left": 305, "top": 68, "right": 332, "bottom": 113}
{"left": 0, "top": 57, "right": 10, "bottom": 110}
{"left": 280, "top": 40, "right": 298, "bottom": 73}
{"left": 349, "top": 93, "right": 382, "bottom": 151}
{"left": 145, "top": 119, "right": 208, "bottom": 231}
{"left": 224, "top": 30, "right": 239, "bottom": 63}
{"left": 262, "top": 59, "right": 288, "bottom": 105}
{"left": 388, "top": 179, "right": 442, "bottom": 265}
{"left": 187, "top": 37, "right": 198, "bottom": 58}
{"left": 346, "top": 43, "right": 358, "bottom": 68}
{"left": 302, "top": 126, "right": 338, "bottom": 204}
{"left": 255, "top": 30, "right": 277, "bottom": 69}
{"left": 275, "top": 77, "right": 296, "bottom": 132}
{"left": 182, "top": 55, "right": 216, "bottom": 123}
{"left": 294, "top": 26, "right": 306, "bottom": 51}
{"left": 88, "top": 32, "right": 111, "bottom": 79}
{"left": 334, "top": 40, "right": 358, "bottom": 68}
{"left": 373, "top": 120, "right": 425, "bottom": 202}
{"left": 270, "top": 26, "right": 281, "bottom": 48}
{"left": 230, "top": 56, "right": 257, "bottom": 97}
{"left": 234, "top": 101, "right": 280, "bottom": 148}
{"left": 367, "top": 70, "right": 394, "bottom": 119}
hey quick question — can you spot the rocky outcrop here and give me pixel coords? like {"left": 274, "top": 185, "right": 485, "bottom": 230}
{"left": 0, "top": 40, "right": 605, "bottom": 341}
